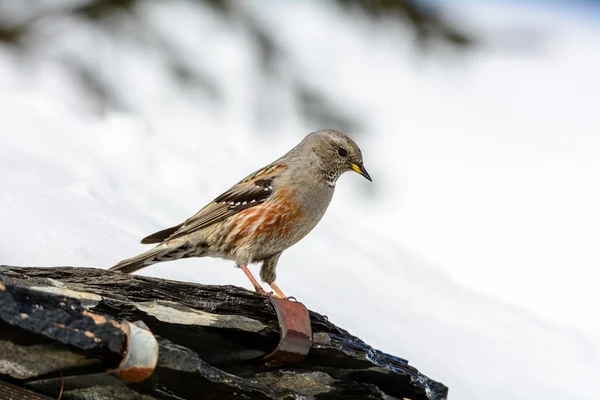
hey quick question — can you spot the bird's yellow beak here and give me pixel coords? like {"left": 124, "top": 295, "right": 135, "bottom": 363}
{"left": 351, "top": 163, "right": 372, "bottom": 182}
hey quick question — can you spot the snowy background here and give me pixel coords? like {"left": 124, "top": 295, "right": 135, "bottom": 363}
{"left": 1, "top": 0, "right": 599, "bottom": 399}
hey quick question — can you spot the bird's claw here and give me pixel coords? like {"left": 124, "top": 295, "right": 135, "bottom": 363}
{"left": 255, "top": 289, "right": 288, "bottom": 299}
{"left": 254, "top": 287, "right": 270, "bottom": 296}
{"left": 266, "top": 291, "right": 287, "bottom": 299}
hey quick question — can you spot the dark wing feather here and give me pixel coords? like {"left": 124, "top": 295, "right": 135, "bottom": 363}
{"left": 145, "top": 164, "right": 286, "bottom": 243}
{"left": 140, "top": 224, "right": 182, "bottom": 244}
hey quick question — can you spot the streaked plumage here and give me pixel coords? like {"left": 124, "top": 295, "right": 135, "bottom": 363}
{"left": 109, "top": 129, "right": 371, "bottom": 298}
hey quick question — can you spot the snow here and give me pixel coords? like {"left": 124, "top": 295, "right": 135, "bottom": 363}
{"left": 1, "top": 1, "right": 599, "bottom": 399}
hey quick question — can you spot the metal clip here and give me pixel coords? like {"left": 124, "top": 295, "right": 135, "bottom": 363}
{"left": 262, "top": 297, "right": 312, "bottom": 368}
{"left": 113, "top": 320, "right": 159, "bottom": 383}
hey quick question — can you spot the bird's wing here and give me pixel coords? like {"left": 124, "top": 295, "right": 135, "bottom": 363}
{"left": 153, "top": 164, "right": 287, "bottom": 243}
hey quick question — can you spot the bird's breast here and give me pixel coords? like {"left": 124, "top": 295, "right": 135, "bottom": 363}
{"left": 209, "top": 182, "right": 334, "bottom": 261}
{"left": 217, "top": 187, "right": 304, "bottom": 249}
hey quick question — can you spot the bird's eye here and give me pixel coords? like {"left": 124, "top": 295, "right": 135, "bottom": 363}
{"left": 337, "top": 147, "right": 347, "bottom": 157}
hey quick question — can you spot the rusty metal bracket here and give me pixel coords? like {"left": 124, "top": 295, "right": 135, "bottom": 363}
{"left": 262, "top": 297, "right": 312, "bottom": 368}
{"left": 18, "top": 320, "right": 158, "bottom": 398}
{"left": 112, "top": 320, "right": 159, "bottom": 383}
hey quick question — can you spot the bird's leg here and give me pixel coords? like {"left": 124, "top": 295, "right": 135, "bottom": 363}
{"left": 267, "top": 282, "right": 287, "bottom": 299}
{"left": 238, "top": 264, "right": 269, "bottom": 296}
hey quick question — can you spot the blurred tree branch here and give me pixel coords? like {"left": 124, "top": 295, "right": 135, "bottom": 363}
{"left": 0, "top": 0, "right": 475, "bottom": 129}
{"left": 338, "top": 0, "right": 474, "bottom": 47}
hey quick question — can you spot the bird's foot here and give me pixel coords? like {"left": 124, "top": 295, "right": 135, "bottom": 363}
{"left": 267, "top": 282, "right": 287, "bottom": 299}
{"left": 239, "top": 264, "right": 271, "bottom": 296}
{"left": 254, "top": 286, "right": 271, "bottom": 296}
{"left": 238, "top": 265, "right": 289, "bottom": 299}
{"left": 254, "top": 287, "right": 285, "bottom": 299}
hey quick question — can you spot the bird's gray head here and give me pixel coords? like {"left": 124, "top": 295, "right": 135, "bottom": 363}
{"left": 301, "top": 129, "right": 371, "bottom": 186}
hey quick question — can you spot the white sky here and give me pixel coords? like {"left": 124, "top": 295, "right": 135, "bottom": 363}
{"left": 0, "top": 1, "right": 598, "bottom": 398}
{"left": 253, "top": 0, "right": 600, "bottom": 336}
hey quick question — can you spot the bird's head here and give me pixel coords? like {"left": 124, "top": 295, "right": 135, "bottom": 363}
{"left": 304, "top": 129, "right": 371, "bottom": 185}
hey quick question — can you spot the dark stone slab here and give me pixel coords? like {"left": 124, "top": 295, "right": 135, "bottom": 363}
{"left": 0, "top": 266, "right": 448, "bottom": 400}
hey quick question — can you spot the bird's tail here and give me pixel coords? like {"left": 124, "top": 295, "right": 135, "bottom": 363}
{"left": 109, "top": 242, "right": 189, "bottom": 274}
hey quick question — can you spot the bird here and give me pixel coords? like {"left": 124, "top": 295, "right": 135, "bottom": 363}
{"left": 109, "top": 129, "right": 371, "bottom": 298}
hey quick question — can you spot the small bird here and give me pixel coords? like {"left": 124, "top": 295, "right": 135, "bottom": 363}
{"left": 109, "top": 129, "right": 371, "bottom": 298}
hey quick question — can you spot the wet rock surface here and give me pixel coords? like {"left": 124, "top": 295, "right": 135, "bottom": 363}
{"left": 0, "top": 266, "right": 448, "bottom": 399}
